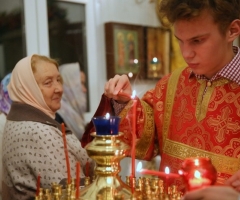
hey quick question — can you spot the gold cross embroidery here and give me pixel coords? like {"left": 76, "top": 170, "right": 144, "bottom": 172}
{"left": 174, "top": 99, "right": 193, "bottom": 130}
{"left": 207, "top": 107, "right": 240, "bottom": 143}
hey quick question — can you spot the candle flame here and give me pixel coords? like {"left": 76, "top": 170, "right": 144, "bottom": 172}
{"left": 105, "top": 113, "right": 110, "bottom": 119}
{"left": 194, "top": 159, "right": 199, "bottom": 166}
{"left": 165, "top": 166, "right": 170, "bottom": 174}
{"left": 178, "top": 169, "right": 183, "bottom": 175}
{"left": 134, "top": 59, "right": 138, "bottom": 64}
{"left": 128, "top": 72, "right": 133, "bottom": 78}
{"left": 194, "top": 170, "right": 201, "bottom": 179}
{"left": 131, "top": 90, "right": 136, "bottom": 99}
{"left": 136, "top": 161, "right": 143, "bottom": 172}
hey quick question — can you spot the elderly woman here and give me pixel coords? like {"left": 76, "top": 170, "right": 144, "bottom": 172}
{"left": 2, "top": 55, "right": 93, "bottom": 200}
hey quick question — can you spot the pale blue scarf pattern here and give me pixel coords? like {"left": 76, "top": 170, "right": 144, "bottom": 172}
{"left": 0, "top": 73, "right": 12, "bottom": 114}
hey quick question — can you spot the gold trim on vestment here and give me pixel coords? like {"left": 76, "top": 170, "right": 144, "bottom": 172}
{"left": 163, "top": 139, "right": 240, "bottom": 175}
{"left": 119, "top": 100, "right": 154, "bottom": 159}
{"left": 162, "top": 70, "right": 239, "bottom": 175}
{"left": 196, "top": 78, "right": 230, "bottom": 121}
{"left": 163, "top": 67, "right": 186, "bottom": 143}
{"left": 135, "top": 101, "right": 154, "bottom": 159}
{"left": 119, "top": 101, "right": 131, "bottom": 122}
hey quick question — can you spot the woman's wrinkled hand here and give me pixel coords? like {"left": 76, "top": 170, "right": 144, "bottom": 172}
{"left": 182, "top": 186, "right": 240, "bottom": 200}
{"left": 225, "top": 170, "right": 240, "bottom": 192}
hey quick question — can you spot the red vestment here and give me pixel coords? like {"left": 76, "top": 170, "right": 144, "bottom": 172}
{"left": 118, "top": 67, "right": 240, "bottom": 188}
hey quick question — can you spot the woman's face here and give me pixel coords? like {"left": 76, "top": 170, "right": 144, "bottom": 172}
{"left": 174, "top": 9, "right": 235, "bottom": 79}
{"left": 33, "top": 60, "right": 63, "bottom": 112}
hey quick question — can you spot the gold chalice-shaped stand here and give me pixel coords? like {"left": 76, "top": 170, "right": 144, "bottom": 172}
{"left": 80, "top": 132, "right": 134, "bottom": 200}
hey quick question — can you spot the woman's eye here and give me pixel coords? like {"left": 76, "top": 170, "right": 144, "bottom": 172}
{"left": 45, "top": 81, "right": 51, "bottom": 85}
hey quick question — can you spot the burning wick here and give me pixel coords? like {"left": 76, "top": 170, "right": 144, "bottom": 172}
{"left": 165, "top": 166, "right": 170, "bottom": 174}
{"left": 136, "top": 161, "right": 143, "bottom": 172}
{"left": 131, "top": 90, "right": 136, "bottom": 99}
{"left": 105, "top": 113, "right": 110, "bottom": 119}
{"left": 188, "top": 170, "right": 211, "bottom": 190}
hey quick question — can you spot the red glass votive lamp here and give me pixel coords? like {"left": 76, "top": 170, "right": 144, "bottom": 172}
{"left": 92, "top": 116, "right": 121, "bottom": 135}
{"left": 179, "top": 157, "right": 217, "bottom": 191}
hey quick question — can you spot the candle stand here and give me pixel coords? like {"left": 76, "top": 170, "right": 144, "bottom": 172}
{"left": 80, "top": 132, "right": 136, "bottom": 200}
{"left": 35, "top": 131, "right": 184, "bottom": 200}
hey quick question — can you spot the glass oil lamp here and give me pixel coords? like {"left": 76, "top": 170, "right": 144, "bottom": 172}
{"left": 92, "top": 114, "right": 121, "bottom": 135}
{"left": 178, "top": 157, "right": 217, "bottom": 191}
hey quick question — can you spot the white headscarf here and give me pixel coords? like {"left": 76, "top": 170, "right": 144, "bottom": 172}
{"left": 57, "top": 63, "right": 86, "bottom": 140}
{"left": 7, "top": 55, "right": 55, "bottom": 118}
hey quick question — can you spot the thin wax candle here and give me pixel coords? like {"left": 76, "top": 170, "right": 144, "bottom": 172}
{"left": 36, "top": 173, "right": 41, "bottom": 196}
{"left": 131, "top": 99, "right": 137, "bottom": 178}
{"left": 76, "top": 162, "right": 80, "bottom": 198}
{"left": 61, "top": 123, "right": 71, "bottom": 184}
{"left": 140, "top": 168, "right": 180, "bottom": 179}
{"left": 130, "top": 90, "right": 137, "bottom": 193}
{"left": 86, "top": 159, "right": 90, "bottom": 177}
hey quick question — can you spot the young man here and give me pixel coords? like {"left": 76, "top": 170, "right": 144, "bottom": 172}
{"left": 103, "top": 0, "right": 240, "bottom": 190}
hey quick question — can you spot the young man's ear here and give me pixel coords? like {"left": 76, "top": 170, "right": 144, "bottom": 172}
{"left": 227, "top": 19, "right": 240, "bottom": 42}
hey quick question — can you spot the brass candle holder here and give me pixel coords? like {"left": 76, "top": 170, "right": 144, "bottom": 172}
{"left": 80, "top": 132, "right": 138, "bottom": 200}
{"left": 35, "top": 131, "right": 184, "bottom": 200}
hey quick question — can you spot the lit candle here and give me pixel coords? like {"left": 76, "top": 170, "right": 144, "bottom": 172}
{"left": 179, "top": 157, "right": 217, "bottom": 191}
{"left": 136, "top": 161, "right": 143, "bottom": 178}
{"left": 131, "top": 90, "right": 137, "bottom": 179}
{"left": 140, "top": 167, "right": 180, "bottom": 179}
{"left": 76, "top": 162, "right": 80, "bottom": 198}
{"left": 164, "top": 167, "right": 170, "bottom": 194}
{"left": 105, "top": 113, "right": 110, "bottom": 119}
{"left": 130, "top": 90, "right": 137, "bottom": 194}
{"left": 92, "top": 113, "right": 120, "bottom": 135}
{"left": 188, "top": 170, "right": 211, "bottom": 190}
{"left": 36, "top": 173, "right": 41, "bottom": 196}
{"left": 140, "top": 166, "right": 179, "bottom": 193}
{"left": 61, "top": 123, "right": 71, "bottom": 184}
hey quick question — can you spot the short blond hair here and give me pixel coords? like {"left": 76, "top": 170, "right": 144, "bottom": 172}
{"left": 31, "top": 54, "right": 59, "bottom": 74}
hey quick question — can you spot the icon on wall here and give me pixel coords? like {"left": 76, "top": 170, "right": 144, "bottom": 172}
{"left": 105, "top": 22, "right": 171, "bottom": 80}
{"left": 105, "top": 22, "right": 145, "bottom": 79}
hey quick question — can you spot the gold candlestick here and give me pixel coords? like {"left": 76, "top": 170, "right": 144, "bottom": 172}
{"left": 80, "top": 132, "right": 138, "bottom": 200}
